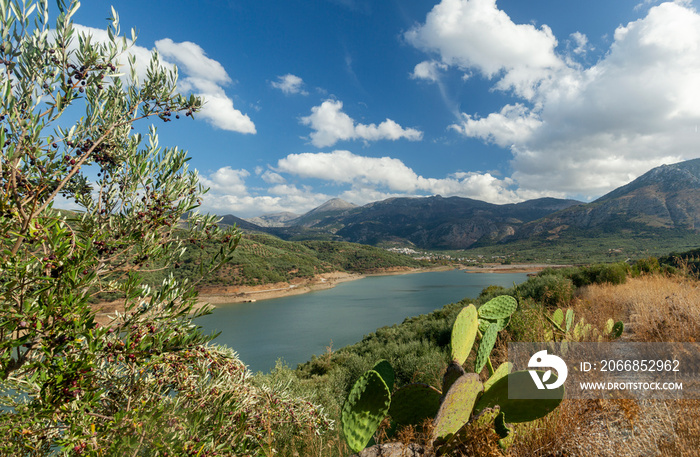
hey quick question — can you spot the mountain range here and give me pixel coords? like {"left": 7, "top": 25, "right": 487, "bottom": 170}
{"left": 220, "top": 159, "right": 700, "bottom": 250}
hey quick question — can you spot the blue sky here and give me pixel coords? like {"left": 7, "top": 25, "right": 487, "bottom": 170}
{"left": 69, "top": 0, "right": 700, "bottom": 217}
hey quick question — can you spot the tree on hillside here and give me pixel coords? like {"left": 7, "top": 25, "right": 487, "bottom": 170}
{"left": 0, "top": 1, "right": 331, "bottom": 455}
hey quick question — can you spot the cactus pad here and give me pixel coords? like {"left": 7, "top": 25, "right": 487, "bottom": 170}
{"left": 478, "top": 295, "right": 518, "bottom": 320}
{"left": 474, "top": 371, "right": 564, "bottom": 423}
{"left": 565, "top": 308, "right": 574, "bottom": 332}
{"left": 478, "top": 317, "right": 489, "bottom": 334}
{"left": 451, "top": 304, "right": 479, "bottom": 365}
{"left": 483, "top": 361, "right": 512, "bottom": 392}
{"left": 389, "top": 383, "right": 441, "bottom": 426}
{"left": 495, "top": 412, "right": 515, "bottom": 450}
{"left": 341, "top": 370, "right": 391, "bottom": 453}
{"left": 475, "top": 322, "right": 499, "bottom": 373}
{"left": 433, "top": 373, "right": 483, "bottom": 443}
{"left": 552, "top": 308, "right": 564, "bottom": 327}
{"left": 442, "top": 361, "right": 465, "bottom": 395}
{"left": 372, "top": 359, "right": 395, "bottom": 391}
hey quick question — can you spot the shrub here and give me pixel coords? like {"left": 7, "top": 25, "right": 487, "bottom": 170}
{"left": 515, "top": 274, "right": 574, "bottom": 307}
{"left": 569, "top": 263, "right": 629, "bottom": 287}
{"left": 0, "top": 2, "right": 330, "bottom": 455}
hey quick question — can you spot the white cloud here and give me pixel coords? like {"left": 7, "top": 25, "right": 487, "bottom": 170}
{"left": 198, "top": 167, "right": 330, "bottom": 217}
{"left": 300, "top": 99, "right": 423, "bottom": 147}
{"left": 271, "top": 74, "right": 308, "bottom": 95}
{"left": 450, "top": 104, "right": 542, "bottom": 147}
{"left": 411, "top": 60, "right": 448, "bottom": 82}
{"left": 199, "top": 166, "right": 250, "bottom": 195}
{"left": 261, "top": 170, "right": 286, "bottom": 184}
{"left": 405, "top": 0, "right": 565, "bottom": 100}
{"left": 69, "top": 26, "right": 255, "bottom": 134}
{"left": 155, "top": 39, "right": 256, "bottom": 134}
{"left": 569, "top": 32, "right": 591, "bottom": 55}
{"left": 411, "top": 0, "right": 700, "bottom": 198}
{"left": 275, "top": 150, "right": 541, "bottom": 204}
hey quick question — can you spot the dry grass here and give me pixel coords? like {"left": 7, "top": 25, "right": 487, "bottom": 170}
{"left": 573, "top": 274, "right": 700, "bottom": 343}
{"left": 510, "top": 274, "right": 700, "bottom": 457}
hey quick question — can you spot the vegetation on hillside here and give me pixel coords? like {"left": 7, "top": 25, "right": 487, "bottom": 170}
{"left": 451, "top": 226, "right": 699, "bottom": 264}
{"left": 129, "top": 232, "right": 434, "bottom": 293}
{"left": 251, "top": 258, "right": 699, "bottom": 456}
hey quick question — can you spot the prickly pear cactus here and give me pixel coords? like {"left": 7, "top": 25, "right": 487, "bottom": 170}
{"left": 483, "top": 361, "right": 512, "bottom": 391}
{"left": 495, "top": 411, "right": 515, "bottom": 449}
{"left": 388, "top": 383, "right": 441, "bottom": 426}
{"left": 451, "top": 304, "right": 478, "bottom": 365}
{"left": 474, "top": 370, "right": 564, "bottom": 423}
{"left": 605, "top": 319, "right": 624, "bottom": 339}
{"left": 372, "top": 359, "right": 395, "bottom": 391}
{"left": 341, "top": 370, "right": 392, "bottom": 453}
{"left": 475, "top": 322, "right": 499, "bottom": 373}
{"left": 611, "top": 320, "right": 624, "bottom": 339}
{"left": 565, "top": 308, "right": 574, "bottom": 332}
{"left": 551, "top": 308, "right": 564, "bottom": 328}
{"left": 432, "top": 373, "right": 483, "bottom": 444}
{"left": 442, "top": 361, "right": 465, "bottom": 395}
{"left": 478, "top": 295, "right": 518, "bottom": 320}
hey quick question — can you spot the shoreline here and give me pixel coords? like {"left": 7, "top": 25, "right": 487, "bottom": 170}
{"left": 196, "top": 265, "right": 456, "bottom": 305}
{"left": 92, "top": 263, "right": 560, "bottom": 323}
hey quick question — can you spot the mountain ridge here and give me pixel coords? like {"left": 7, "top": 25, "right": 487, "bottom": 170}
{"left": 218, "top": 158, "right": 700, "bottom": 250}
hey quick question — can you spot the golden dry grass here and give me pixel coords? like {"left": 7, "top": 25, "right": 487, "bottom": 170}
{"left": 510, "top": 274, "right": 700, "bottom": 457}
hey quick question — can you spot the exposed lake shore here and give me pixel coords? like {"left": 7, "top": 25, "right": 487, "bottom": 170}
{"left": 195, "top": 263, "right": 566, "bottom": 304}
{"left": 92, "top": 263, "right": 562, "bottom": 324}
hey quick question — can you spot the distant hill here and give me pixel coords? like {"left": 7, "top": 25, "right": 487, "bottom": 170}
{"left": 330, "top": 196, "right": 582, "bottom": 249}
{"left": 245, "top": 212, "right": 299, "bottom": 227}
{"left": 512, "top": 158, "right": 700, "bottom": 240}
{"left": 217, "top": 159, "right": 700, "bottom": 252}
{"left": 288, "top": 198, "right": 358, "bottom": 228}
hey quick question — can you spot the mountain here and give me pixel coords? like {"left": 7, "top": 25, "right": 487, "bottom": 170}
{"left": 219, "top": 158, "right": 700, "bottom": 251}
{"left": 512, "top": 158, "right": 700, "bottom": 240}
{"left": 245, "top": 211, "right": 299, "bottom": 227}
{"left": 217, "top": 214, "right": 266, "bottom": 232}
{"left": 288, "top": 198, "right": 359, "bottom": 228}
{"left": 336, "top": 196, "right": 582, "bottom": 248}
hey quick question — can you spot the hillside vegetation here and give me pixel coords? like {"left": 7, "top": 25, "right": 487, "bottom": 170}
{"left": 250, "top": 257, "right": 699, "bottom": 456}
{"left": 134, "top": 232, "right": 434, "bottom": 291}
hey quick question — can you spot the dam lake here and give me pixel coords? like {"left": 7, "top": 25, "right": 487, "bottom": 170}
{"left": 196, "top": 269, "right": 529, "bottom": 373}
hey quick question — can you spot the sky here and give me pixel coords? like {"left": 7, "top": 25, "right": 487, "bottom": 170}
{"left": 66, "top": 0, "right": 700, "bottom": 218}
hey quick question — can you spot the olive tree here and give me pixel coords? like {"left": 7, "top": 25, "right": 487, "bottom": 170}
{"left": 0, "top": 1, "right": 331, "bottom": 455}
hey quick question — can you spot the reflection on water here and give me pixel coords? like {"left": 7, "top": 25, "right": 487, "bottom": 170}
{"left": 196, "top": 269, "right": 528, "bottom": 373}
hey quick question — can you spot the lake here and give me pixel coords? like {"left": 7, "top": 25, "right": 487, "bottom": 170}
{"left": 196, "top": 269, "right": 529, "bottom": 373}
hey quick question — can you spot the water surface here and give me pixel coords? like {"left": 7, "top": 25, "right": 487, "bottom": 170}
{"left": 197, "top": 269, "right": 528, "bottom": 373}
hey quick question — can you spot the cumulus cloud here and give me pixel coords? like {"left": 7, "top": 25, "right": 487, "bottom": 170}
{"left": 569, "top": 32, "right": 591, "bottom": 55}
{"left": 155, "top": 39, "right": 256, "bottom": 134}
{"left": 275, "top": 150, "right": 542, "bottom": 204}
{"left": 410, "top": 0, "right": 700, "bottom": 198}
{"left": 450, "top": 104, "right": 542, "bottom": 147}
{"left": 70, "top": 26, "right": 255, "bottom": 134}
{"left": 271, "top": 74, "right": 308, "bottom": 95}
{"left": 300, "top": 99, "right": 423, "bottom": 147}
{"left": 199, "top": 167, "right": 330, "bottom": 217}
{"left": 405, "top": 0, "right": 565, "bottom": 100}
{"left": 411, "top": 60, "right": 448, "bottom": 82}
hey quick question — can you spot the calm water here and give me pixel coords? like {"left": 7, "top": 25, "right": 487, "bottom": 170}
{"left": 196, "top": 269, "right": 528, "bottom": 373}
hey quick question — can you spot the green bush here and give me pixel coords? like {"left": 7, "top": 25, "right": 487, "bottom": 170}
{"left": 631, "top": 256, "right": 661, "bottom": 276}
{"left": 515, "top": 274, "right": 574, "bottom": 307}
